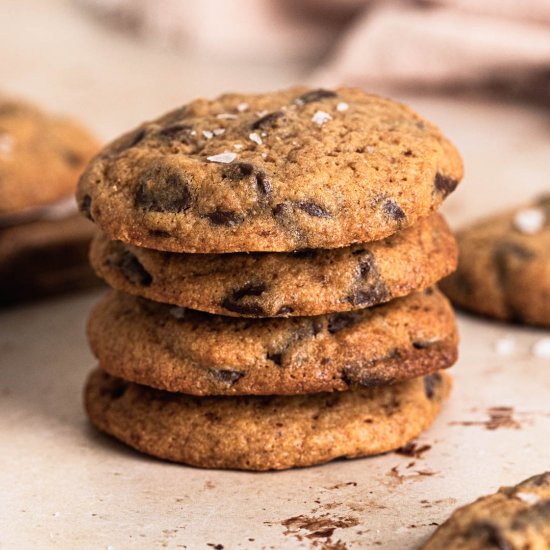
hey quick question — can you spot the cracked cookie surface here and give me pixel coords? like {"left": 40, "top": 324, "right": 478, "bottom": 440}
{"left": 0, "top": 97, "right": 98, "bottom": 214}
{"left": 440, "top": 196, "right": 550, "bottom": 326}
{"left": 87, "top": 288, "right": 458, "bottom": 396}
{"left": 90, "top": 213, "right": 457, "bottom": 317}
{"left": 77, "top": 86, "right": 463, "bottom": 252}
{"left": 85, "top": 368, "right": 451, "bottom": 471}
{"left": 422, "top": 472, "right": 550, "bottom": 549}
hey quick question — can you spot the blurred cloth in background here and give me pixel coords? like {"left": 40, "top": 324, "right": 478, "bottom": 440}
{"left": 78, "top": 0, "right": 550, "bottom": 104}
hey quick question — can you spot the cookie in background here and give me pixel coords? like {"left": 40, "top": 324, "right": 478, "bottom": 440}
{"left": 440, "top": 195, "right": 550, "bottom": 327}
{"left": 0, "top": 96, "right": 101, "bottom": 306}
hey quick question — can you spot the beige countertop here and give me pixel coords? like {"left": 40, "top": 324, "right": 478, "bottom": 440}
{"left": 1, "top": 1, "right": 550, "bottom": 548}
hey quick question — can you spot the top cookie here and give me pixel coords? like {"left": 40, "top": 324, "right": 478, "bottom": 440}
{"left": 78, "top": 86, "right": 463, "bottom": 253}
{"left": 0, "top": 97, "right": 99, "bottom": 215}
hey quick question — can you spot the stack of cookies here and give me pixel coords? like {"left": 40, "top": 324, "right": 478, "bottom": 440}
{"left": 0, "top": 97, "right": 99, "bottom": 305}
{"left": 78, "top": 87, "right": 463, "bottom": 471}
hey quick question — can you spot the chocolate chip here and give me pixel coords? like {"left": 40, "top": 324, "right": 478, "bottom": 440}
{"left": 475, "top": 523, "right": 513, "bottom": 550}
{"left": 272, "top": 203, "right": 290, "bottom": 217}
{"left": 403, "top": 149, "right": 413, "bottom": 157}
{"left": 112, "top": 250, "right": 152, "bottom": 286}
{"left": 296, "top": 201, "right": 331, "bottom": 218}
{"left": 424, "top": 372, "right": 442, "bottom": 399}
{"left": 295, "top": 89, "right": 337, "bottom": 104}
{"left": 255, "top": 171, "right": 272, "bottom": 197}
{"left": 221, "top": 282, "right": 267, "bottom": 316}
{"left": 312, "top": 319, "right": 323, "bottom": 335}
{"left": 231, "top": 282, "right": 267, "bottom": 300}
{"left": 434, "top": 172, "right": 459, "bottom": 197}
{"left": 223, "top": 162, "right": 254, "bottom": 179}
{"left": 267, "top": 352, "right": 283, "bottom": 366}
{"left": 220, "top": 300, "right": 265, "bottom": 316}
{"left": 351, "top": 248, "right": 366, "bottom": 256}
{"left": 135, "top": 166, "right": 192, "bottom": 213}
{"left": 209, "top": 369, "right": 245, "bottom": 385}
{"left": 205, "top": 209, "right": 243, "bottom": 226}
{"left": 327, "top": 313, "right": 357, "bottom": 334}
{"left": 276, "top": 305, "right": 294, "bottom": 315}
{"left": 251, "top": 111, "right": 284, "bottom": 130}
{"left": 383, "top": 199, "right": 406, "bottom": 222}
{"left": 158, "top": 123, "right": 194, "bottom": 141}
{"left": 346, "top": 282, "right": 388, "bottom": 307}
{"left": 114, "top": 127, "right": 146, "bottom": 153}
{"left": 148, "top": 229, "right": 171, "bottom": 238}
{"left": 358, "top": 257, "right": 374, "bottom": 278}
{"left": 63, "top": 150, "right": 83, "bottom": 167}
{"left": 109, "top": 380, "right": 129, "bottom": 400}
{"left": 79, "top": 194, "right": 93, "bottom": 220}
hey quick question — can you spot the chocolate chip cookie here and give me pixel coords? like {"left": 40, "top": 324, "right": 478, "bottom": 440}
{"left": 90, "top": 213, "right": 457, "bottom": 317}
{"left": 77, "top": 86, "right": 463, "bottom": 253}
{"left": 421, "top": 472, "right": 550, "bottom": 549}
{"left": 87, "top": 288, "right": 458, "bottom": 395}
{"left": 440, "top": 196, "right": 550, "bottom": 326}
{"left": 0, "top": 97, "right": 98, "bottom": 214}
{"left": 85, "top": 368, "right": 451, "bottom": 471}
{"left": 0, "top": 213, "right": 101, "bottom": 306}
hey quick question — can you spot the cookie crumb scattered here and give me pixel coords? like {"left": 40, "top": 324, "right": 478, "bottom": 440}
{"left": 312, "top": 111, "right": 332, "bottom": 126}
{"left": 249, "top": 132, "right": 262, "bottom": 145}
{"left": 532, "top": 337, "right": 550, "bottom": 359}
{"left": 494, "top": 336, "right": 516, "bottom": 356}
{"left": 206, "top": 152, "right": 237, "bottom": 164}
{"left": 513, "top": 207, "right": 546, "bottom": 234}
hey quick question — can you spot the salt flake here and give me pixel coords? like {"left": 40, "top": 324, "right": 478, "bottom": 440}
{"left": 202, "top": 130, "right": 213, "bottom": 140}
{"left": 514, "top": 207, "right": 546, "bottom": 235}
{"left": 249, "top": 132, "right": 262, "bottom": 145}
{"left": 213, "top": 128, "right": 225, "bottom": 136}
{"left": 216, "top": 113, "right": 237, "bottom": 120}
{"left": 206, "top": 151, "right": 236, "bottom": 164}
{"left": 237, "top": 102, "right": 249, "bottom": 112}
{"left": 366, "top": 146, "right": 377, "bottom": 154}
{"left": 312, "top": 110, "right": 332, "bottom": 126}
{"left": 494, "top": 336, "right": 516, "bottom": 356}
{"left": 233, "top": 143, "right": 243, "bottom": 150}
{"left": 516, "top": 492, "right": 541, "bottom": 505}
{"left": 532, "top": 337, "right": 550, "bottom": 359}
{"left": 336, "top": 102, "right": 349, "bottom": 112}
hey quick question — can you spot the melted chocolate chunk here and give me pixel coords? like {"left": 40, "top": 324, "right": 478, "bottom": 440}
{"left": 220, "top": 300, "right": 265, "bottom": 316}
{"left": 347, "top": 282, "right": 389, "bottom": 307}
{"left": 267, "top": 352, "right": 283, "bottom": 366}
{"left": 291, "top": 249, "right": 317, "bottom": 259}
{"left": 114, "top": 128, "right": 146, "bottom": 153}
{"left": 206, "top": 209, "right": 243, "bottom": 226}
{"left": 475, "top": 523, "right": 513, "bottom": 550}
{"left": 424, "top": 372, "right": 442, "bottom": 400}
{"left": 272, "top": 202, "right": 290, "bottom": 217}
{"left": 412, "top": 340, "right": 438, "bottom": 349}
{"left": 135, "top": 166, "right": 192, "bottom": 213}
{"left": 113, "top": 250, "right": 152, "bottom": 286}
{"left": 79, "top": 194, "right": 93, "bottom": 220}
{"left": 276, "top": 305, "right": 294, "bottom": 315}
{"left": 221, "top": 282, "right": 267, "bottom": 316}
{"left": 383, "top": 199, "right": 406, "bottom": 222}
{"left": 296, "top": 89, "right": 337, "bottom": 104}
{"left": 231, "top": 282, "right": 267, "bottom": 300}
{"left": 255, "top": 171, "right": 272, "bottom": 197}
{"left": 434, "top": 172, "right": 459, "bottom": 197}
{"left": 327, "top": 313, "right": 357, "bottom": 334}
{"left": 296, "top": 201, "right": 331, "bottom": 218}
{"left": 108, "top": 380, "right": 129, "bottom": 400}
{"left": 223, "top": 162, "right": 254, "bottom": 179}
{"left": 251, "top": 111, "right": 284, "bottom": 130}
{"left": 358, "top": 256, "right": 374, "bottom": 278}
{"left": 209, "top": 369, "right": 245, "bottom": 385}
{"left": 158, "top": 123, "right": 194, "bottom": 141}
